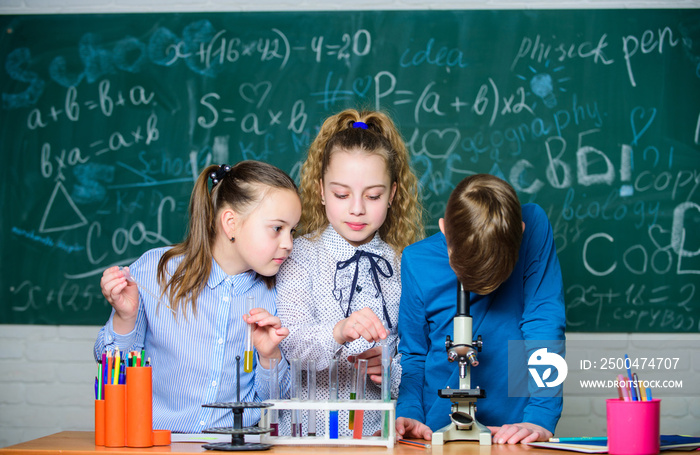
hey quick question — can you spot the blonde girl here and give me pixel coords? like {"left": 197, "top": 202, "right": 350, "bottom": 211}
{"left": 276, "top": 109, "right": 423, "bottom": 436}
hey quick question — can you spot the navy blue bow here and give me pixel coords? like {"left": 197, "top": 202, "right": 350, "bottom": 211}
{"left": 333, "top": 249, "right": 394, "bottom": 328}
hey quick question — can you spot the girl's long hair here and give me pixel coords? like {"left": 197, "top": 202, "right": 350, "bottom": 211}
{"left": 299, "top": 109, "right": 423, "bottom": 252}
{"left": 157, "top": 161, "right": 297, "bottom": 315}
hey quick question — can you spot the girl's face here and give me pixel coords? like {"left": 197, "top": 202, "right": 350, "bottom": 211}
{"left": 320, "top": 150, "right": 396, "bottom": 247}
{"left": 221, "top": 187, "right": 301, "bottom": 277}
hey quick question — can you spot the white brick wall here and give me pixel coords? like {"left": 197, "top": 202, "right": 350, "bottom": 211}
{"left": 1, "top": 0, "right": 699, "bottom": 449}
{"left": 0, "top": 325, "right": 98, "bottom": 448}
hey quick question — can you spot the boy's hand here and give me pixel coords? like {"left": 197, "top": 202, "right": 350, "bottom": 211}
{"left": 245, "top": 308, "right": 289, "bottom": 368}
{"left": 333, "top": 307, "right": 387, "bottom": 344}
{"left": 100, "top": 266, "right": 139, "bottom": 334}
{"left": 396, "top": 417, "right": 432, "bottom": 440}
{"left": 489, "top": 422, "right": 552, "bottom": 444}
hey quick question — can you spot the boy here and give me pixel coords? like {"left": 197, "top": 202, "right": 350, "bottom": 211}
{"left": 396, "top": 174, "right": 565, "bottom": 444}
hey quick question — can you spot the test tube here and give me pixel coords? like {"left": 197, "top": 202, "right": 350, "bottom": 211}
{"left": 380, "top": 323, "right": 391, "bottom": 437}
{"left": 244, "top": 296, "right": 254, "bottom": 373}
{"left": 353, "top": 358, "right": 368, "bottom": 439}
{"left": 348, "top": 357, "right": 357, "bottom": 429}
{"left": 328, "top": 358, "right": 339, "bottom": 439}
{"left": 307, "top": 360, "right": 317, "bottom": 436}
{"left": 290, "top": 358, "right": 302, "bottom": 437}
{"left": 269, "top": 357, "right": 279, "bottom": 436}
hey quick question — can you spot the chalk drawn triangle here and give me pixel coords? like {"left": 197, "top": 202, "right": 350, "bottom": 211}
{"left": 38, "top": 181, "right": 88, "bottom": 233}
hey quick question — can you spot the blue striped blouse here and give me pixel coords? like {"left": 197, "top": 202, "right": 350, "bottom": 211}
{"left": 94, "top": 247, "right": 290, "bottom": 433}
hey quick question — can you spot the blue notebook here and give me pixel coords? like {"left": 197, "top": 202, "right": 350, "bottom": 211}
{"left": 525, "top": 435, "right": 700, "bottom": 453}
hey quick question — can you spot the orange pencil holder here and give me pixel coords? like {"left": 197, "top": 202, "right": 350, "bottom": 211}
{"left": 152, "top": 429, "right": 171, "bottom": 446}
{"left": 94, "top": 399, "right": 105, "bottom": 445}
{"left": 126, "top": 366, "right": 153, "bottom": 447}
{"left": 104, "top": 384, "right": 126, "bottom": 447}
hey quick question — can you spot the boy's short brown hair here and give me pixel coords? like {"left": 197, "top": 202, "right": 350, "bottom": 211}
{"left": 443, "top": 174, "right": 523, "bottom": 295}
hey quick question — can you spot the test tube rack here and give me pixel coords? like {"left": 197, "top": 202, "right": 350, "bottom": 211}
{"left": 260, "top": 399, "right": 396, "bottom": 448}
{"left": 201, "top": 401, "right": 274, "bottom": 451}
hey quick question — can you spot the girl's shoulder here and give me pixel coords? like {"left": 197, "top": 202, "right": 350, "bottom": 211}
{"left": 134, "top": 245, "right": 173, "bottom": 262}
{"left": 130, "top": 246, "right": 177, "bottom": 276}
{"left": 283, "top": 227, "right": 345, "bottom": 270}
{"left": 276, "top": 236, "right": 320, "bottom": 282}
{"left": 287, "top": 234, "right": 324, "bottom": 264}
{"left": 373, "top": 236, "right": 401, "bottom": 271}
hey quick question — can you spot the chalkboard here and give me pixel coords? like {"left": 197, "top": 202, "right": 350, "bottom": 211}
{"left": 1, "top": 10, "right": 699, "bottom": 331}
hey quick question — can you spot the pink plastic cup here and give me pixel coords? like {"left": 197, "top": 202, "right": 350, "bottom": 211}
{"left": 606, "top": 398, "right": 660, "bottom": 455}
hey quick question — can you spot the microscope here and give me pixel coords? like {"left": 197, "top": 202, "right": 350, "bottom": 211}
{"left": 432, "top": 282, "right": 491, "bottom": 445}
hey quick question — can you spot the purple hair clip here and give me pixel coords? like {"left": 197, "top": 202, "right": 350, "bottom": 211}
{"left": 352, "top": 121, "right": 368, "bottom": 129}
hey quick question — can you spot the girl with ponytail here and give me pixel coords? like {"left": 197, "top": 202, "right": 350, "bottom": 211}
{"left": 94, "top": 161, "right": 301, "bottom": 433}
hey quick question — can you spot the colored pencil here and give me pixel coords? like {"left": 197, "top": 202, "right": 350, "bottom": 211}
{"left": 398, "top": 439, "right": 431, "bottom": 449}
{"left": 625, "top": 354, "right": 637, "bottom": 401}
{"left": 114, "top": 349, "right": 120, "bottom": 385}
{"left": 97, "top": 360, "right": 102, "bottom": 400}
{"left": 617, "top": 374, "right": 630, "bottom": 401}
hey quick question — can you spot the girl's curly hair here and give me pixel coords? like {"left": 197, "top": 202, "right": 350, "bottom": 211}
{"left": 298, "top": 109, "right": 423, "bottom": 252}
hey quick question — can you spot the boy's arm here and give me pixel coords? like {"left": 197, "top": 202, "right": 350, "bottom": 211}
{"left": 396, "top": 251, "right": 429, "bottom": 424}
{"left": 520, "top": 205, "right": 566, "bottom": 434}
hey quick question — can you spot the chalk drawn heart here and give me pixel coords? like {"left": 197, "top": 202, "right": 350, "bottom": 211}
{"left": 419, "top": 128, "right": 460, "bottom": 160}
{"left": 352, "top": 76, "right": 372, "bottom": 98}
{"left": 630, "top": 106, "right": 656, "bottom": 146}
{"left": 49, "top": 55, "right": 85, "bottom": 88}
{"left": 239, "top": 81, "right": 272, "bottom": 108}
{"left": 647, "top": 224, "right": 670, "bottom": 250}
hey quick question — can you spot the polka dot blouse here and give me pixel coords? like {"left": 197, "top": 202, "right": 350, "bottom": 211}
{"left": 275, "top": 224, "right": 403, "bottom": 437}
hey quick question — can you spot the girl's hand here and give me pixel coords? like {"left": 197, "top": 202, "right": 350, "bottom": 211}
{"left": 100, "top": 266, "right": 139, "bottom": 334}
{"left": 333, "top": 307, "right": 387, "bottom": 345}
{"left": 488, "top": 422, "right": 552, "bottom": 444}
{"left": 245, "top": 308, "right": 289, "bottom": 368}
{"left": 347, "top": 346, "right": 385, "bottom": 384}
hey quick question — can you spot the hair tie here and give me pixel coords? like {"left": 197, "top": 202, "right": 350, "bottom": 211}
{"left": 209, "top": 164, "right": 232, "bottom": 187}
{"left": 352, "top": 121, "right": 368, "bottom": 129}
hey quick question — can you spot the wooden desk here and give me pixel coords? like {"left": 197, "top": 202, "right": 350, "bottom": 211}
{"left": 0, "top": 431, "right": 584, "bottom": 455}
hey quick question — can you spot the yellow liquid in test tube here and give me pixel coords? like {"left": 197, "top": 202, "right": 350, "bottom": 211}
{"left": 244, "top": 296, "right": 254, "bottom": 373}
{"left": 244, "top": 350, "right": 254, "bottom": 373}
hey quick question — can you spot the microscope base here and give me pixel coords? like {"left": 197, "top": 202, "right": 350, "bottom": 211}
{"left": 432, "top": 420, "right": 492, "bottom": 446}
{"left": 432, "top": 390, "right": 491, "bottom": 446}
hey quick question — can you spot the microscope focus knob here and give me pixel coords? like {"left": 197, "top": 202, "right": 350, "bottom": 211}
{"left": 474, "top": 335, "right": 483, "bottom": 352}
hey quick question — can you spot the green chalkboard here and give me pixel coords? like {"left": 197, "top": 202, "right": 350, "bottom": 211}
{"left": 1, "top": 10, "right": 699, "bottom": 331}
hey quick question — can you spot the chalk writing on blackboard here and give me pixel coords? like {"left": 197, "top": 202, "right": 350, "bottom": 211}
{"left": 1, "top": 11, "right": 698, "bottom": 330}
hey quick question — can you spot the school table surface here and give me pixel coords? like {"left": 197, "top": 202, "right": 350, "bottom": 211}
{"left": 4, "top": 431, "right": 676, "bottom": 455}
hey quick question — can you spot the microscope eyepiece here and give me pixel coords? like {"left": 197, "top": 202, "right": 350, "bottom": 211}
{"left": 457, "top": 282, "right": 470, "bottom": 317}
